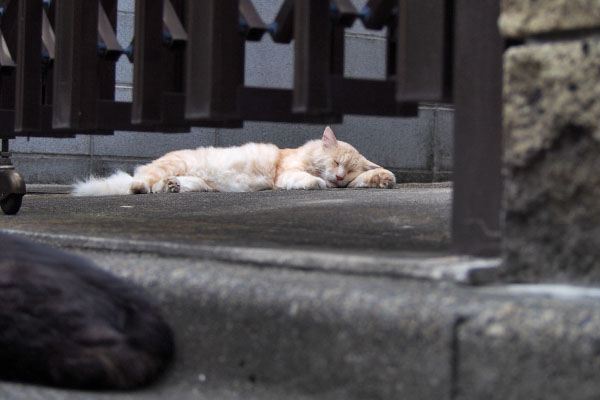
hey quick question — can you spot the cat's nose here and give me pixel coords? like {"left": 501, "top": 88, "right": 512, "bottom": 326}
{"left": 336, "top": 174, "right": 344, "bottom": 181}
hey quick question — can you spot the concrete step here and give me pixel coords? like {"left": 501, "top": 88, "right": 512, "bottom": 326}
{"left": 2, "top": 244, "right": 600, "bottom": 399}
{"left": 2, "top": 187, "right": 600, "bottom": 399}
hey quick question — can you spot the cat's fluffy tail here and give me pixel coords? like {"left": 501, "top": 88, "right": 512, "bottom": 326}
{"left": 72, "top": 171, "right": 134, "bottom": 196}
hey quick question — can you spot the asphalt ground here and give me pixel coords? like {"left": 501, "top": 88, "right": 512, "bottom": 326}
{"left": 2, "top": 183, "right": 453, "bottom": 256}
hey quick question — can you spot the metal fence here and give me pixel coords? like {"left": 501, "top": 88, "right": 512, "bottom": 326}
{"left": 0, "top": 0, "right": 502, "bottom": 256}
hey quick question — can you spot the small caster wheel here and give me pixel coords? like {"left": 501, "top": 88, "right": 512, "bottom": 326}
{"left": 1, "top": 193, "right": 23, "bottom": 215}
{"left": 0, "top": 167, "right": 26, "bottom": 215}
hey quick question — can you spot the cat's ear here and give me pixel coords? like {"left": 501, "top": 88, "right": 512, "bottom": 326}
{"left": 322, "top": 126, "right": 338, "bottom": 150}
{"left": 364, "top": 160, "right": 381, "bottom": 170}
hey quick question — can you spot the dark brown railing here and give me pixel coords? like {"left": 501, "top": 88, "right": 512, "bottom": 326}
{"left": 0, "top": 0, "right": 502, "bottom": 256}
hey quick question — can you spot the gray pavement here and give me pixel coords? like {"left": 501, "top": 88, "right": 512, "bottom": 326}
{"left": 2, "top": 184, "right": 600, "bottom": 399}
{"left": 4, "top": 184, "right": 453, "bottom": 254}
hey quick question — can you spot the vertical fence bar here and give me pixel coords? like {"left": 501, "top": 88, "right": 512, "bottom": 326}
{"left": 14, "top": 0, "right": 42, "bottom": 132}
{"left": 386, "top": 15, "right": 397, "bottom": 78}
{"left": 330, "top": 25, "right": 345, "bottom": 76}
{"left": 0, "top": 26, "right": 16, "bottom": 69}
{"left": 162, "top": 0, "right": 185, "bottom": 95}
{"left": 40, "top": 4, "right": 54, "bottom": 106}
{"left": 52, "top": 0, "right": 99, "bottom": 129}
{"left": 98, "top": 0, "right": 118, "bottom": 102}
{"left": 293, "top": 0, "right": 331, "bottom": 115}
{"left": 1, "top": 2, "right": 18, "bottom": 111}
{"left": 395, "top": 0, "right": 452, "bottom": 102}
{"left": 132, "top": 0, "right": 163, "bottom": 124}
{"left": 159, "top": 0, "right": 191, "bottom": 131}
{"left": 452, "top": 0, "right": 503, "bottom": 256}
{"left": 185, "top": 0, "right": 242, "bottom": 121}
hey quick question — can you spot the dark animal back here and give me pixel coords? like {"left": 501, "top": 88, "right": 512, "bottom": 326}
{"left": 0, "top": 233, "right": 175, "bottom": 390}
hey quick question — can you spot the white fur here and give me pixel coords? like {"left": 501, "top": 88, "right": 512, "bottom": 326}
{"left": 72, "top": 127, "right": 395, "bottom": 196}
{"left": 276, "top": 171, "right": 327, "bottom": 190}
{"left": 72, "top": 171, "right": 134, "bottom": 196}
{"left": 166, "top": 143, "right": 280, "bottom": 192}
{"left": 166, "top": 176, "right": 211, "bottom": 193}
{"left": 72, "top": 143, "right": 281, "bottom": 196}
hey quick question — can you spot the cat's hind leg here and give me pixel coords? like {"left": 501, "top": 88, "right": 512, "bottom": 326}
{"left": 129, "top": 171, "right": 172, "bottom": 194}
{"left": 130, "top": 180, "right": 150, "bottom": 194}
{"left": 166, "top": 176, "right": 213, "bottom": 193}
{"left": 130, "top": 155, "right": 188, "bottom": 194}
{"left": 130, "top": 165, "right": 165, "bottom": 194}
{"left": 129, "top": 178, "right": 166, "bottom": 194}
{"left": 129, "top": 173, "right": 162, "bottom": 194}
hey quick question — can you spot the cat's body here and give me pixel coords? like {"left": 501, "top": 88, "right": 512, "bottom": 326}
{"left": 0, "top": 233, "right": 174, "bottom": 390}
{"left": 73, "top": 127, "right": 396, "bottom": 196}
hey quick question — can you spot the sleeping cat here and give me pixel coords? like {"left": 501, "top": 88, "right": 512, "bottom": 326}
{"left": 72, "top": 126, "right": 396, "bottom": 196}
{"left": 0, "top": 233, "right": 174, "bottom": 390}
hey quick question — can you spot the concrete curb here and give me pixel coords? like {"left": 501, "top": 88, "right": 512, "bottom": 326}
{"left": 2, "top": 240, "right": 600, "bottom": 399}
{"left": 0, "top": 228, "right": 500, "bottom": 285}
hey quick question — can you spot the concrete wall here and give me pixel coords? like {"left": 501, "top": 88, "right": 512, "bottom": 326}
{"left": 10, "top": 0, "right": 454, "bottom": 184}
{"left": 500, "top": 0, "right": 600, "bottom": 283}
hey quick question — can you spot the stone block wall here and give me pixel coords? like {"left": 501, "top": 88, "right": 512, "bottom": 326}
{"left": 9, "top": 0, "right": 453, "bottom": 185}
{"left": 501, "top": 0, "right": 600, "bottom": 282}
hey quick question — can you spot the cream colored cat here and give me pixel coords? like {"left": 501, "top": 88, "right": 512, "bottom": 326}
{"left": 72, "top": 126, "right": 396, "bottom": 196}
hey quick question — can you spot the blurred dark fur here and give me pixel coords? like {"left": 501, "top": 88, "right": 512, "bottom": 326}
{"left": 0, "top": 233, "right": 174, "bottom": 390}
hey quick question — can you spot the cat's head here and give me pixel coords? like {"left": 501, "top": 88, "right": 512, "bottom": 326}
{"left": 313, "top": 126, "right": 380, "bottom": 188}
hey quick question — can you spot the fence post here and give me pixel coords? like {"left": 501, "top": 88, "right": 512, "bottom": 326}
{"left": 131, "top": 0, "right": 163, "bottom": 125}
{"left": 452, "top": 0, "right": 503, "bottom": 256}
{"left": 15, "top": 0, "right": 42, "bottom": 132}
{"left": 293, "top": 0, "right": 331, "bottom": 115}
{"left": 185, "top": 0, "right": 243, "bottom": 122}
{"left": 395, "top": 0, "right": 452, "bottom": 102}
{"left": 52, "top": 0, "right": 99, "bottom": 130}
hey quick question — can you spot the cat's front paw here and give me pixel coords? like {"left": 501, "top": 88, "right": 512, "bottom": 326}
{"left": 349, "top": 168, "right": 396, "bottom": 189}
{"left": 166, "top": 177, "right": 180, "bottom": 193}
{"left": 371, "top": 169, "right": 396, "bottom": 188}
{"left": 300, "top": 177, "right": 327, "bottom": 190}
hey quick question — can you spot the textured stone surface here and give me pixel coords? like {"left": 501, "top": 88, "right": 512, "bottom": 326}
{"left": 5, "top": 191, "right": 600, "bottom": 398}
{"left": 500, "top": 0, "right": 600, "bottom": 38}
{"left": 0, "top": 185, "right": 457, "bottom": 399}
{"left": 4, "top": 247, "right": 600, "bottom": 399}
{"left": 0, "top": 250, "right": 460, "bottom": 400}
{"left": 458, "top": 285, "right": 600, "bottom": 399}
{"left": 502, "top": 38, "right": 600, "bottom": 282}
